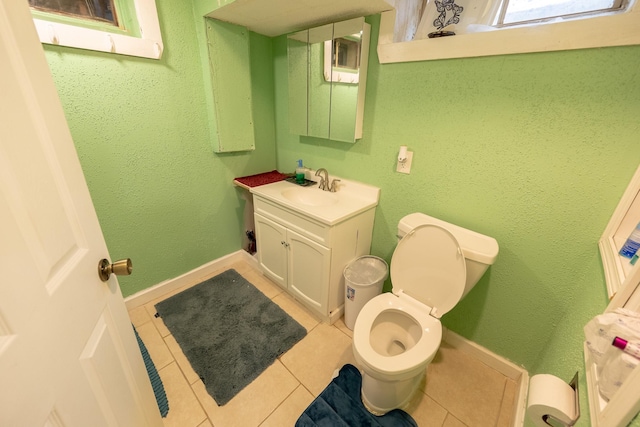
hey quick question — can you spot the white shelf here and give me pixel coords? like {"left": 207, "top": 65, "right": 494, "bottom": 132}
{"left": 590, "top": 163, "right": 640, "bottom": 426}
{"left": 584, "top": 341, "right": 640, "bottom": 427}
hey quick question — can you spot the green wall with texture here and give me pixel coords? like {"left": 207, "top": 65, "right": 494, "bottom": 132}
{"left": 273, "top": 15, "right": 640, "bottom": 425}
{"left": 42, "top": 2, "right": 640, "bottom": 423}
{"left": 43, "top": 0, "right": 277, "bottom": 297}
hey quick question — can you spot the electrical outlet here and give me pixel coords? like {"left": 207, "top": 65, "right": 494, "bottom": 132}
{"left": 396, "top": 151, "right": 413, "bottom": 174}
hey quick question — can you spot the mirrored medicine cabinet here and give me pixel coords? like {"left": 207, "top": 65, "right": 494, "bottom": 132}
{"left": 287, "top": 17, "right": 370, "bottom": 143}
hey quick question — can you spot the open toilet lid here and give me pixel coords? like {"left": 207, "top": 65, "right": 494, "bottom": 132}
{"left": 390, "top": 224, "right": 466, "bottom": 318}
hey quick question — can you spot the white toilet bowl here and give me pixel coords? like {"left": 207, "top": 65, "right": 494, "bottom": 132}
{"left": 353, "top": 292, "right": 441, "bottom": 413}
{"left": 352, "top": 213, "right": 499, "bottom": 414}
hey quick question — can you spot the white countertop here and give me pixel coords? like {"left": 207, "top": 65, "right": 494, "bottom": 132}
{"left": 250, "top": 174, "right": 380, "bottom": 226}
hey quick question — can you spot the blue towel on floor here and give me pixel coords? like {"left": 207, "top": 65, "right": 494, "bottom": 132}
{"left": 296, "top": 364, "right": 418, "bottom": 427}
{"left": 133, "top": 325, "right": 169, "bottom": 418}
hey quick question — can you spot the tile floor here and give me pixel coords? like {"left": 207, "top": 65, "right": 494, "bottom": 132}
{"left": 128, "top": 261, "right": 518, "bottom": 427}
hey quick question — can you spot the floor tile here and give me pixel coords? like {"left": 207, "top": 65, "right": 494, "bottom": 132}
{"left": 403, "top": 391, "right": 448, "bottom": 427}
{"left": 129, "top": 305, "right": 151, "bottom": 328}
{"left": 193, "top": 360, "right": 299, "bottom": 427}
{"left": 425, "top": 343, "right": 506, "bottom": 427}
{"left": 280, "top": 323, "right": 356, "bottom": 396}
{"left": 259, "top": 385, "right": 314, "bottom": 427}
{"left": 130, "top": 259, "right": 520, "bottom": 427}
{"left": 159, "top": 362, "right": 207, "bottom": 427}
{"left": 443, "top": 413, "right": 468, "bottom": 427}
{"left": 271, "top": 292, "right": 320, "bottom": 332}
{"left": 241, "top": 269, "right": 283, "bottom": 299}
{"left": 145, "top": 299, "right": 172, "bottom": 338}
{"left": 225, "top": 261, "right": 254, "bottom": 276}
{"left": 333, "top": 317, "right": 353, "bottom": 338}
{"left": 164, "top": 333, "right": 200, "bottom": 385}
{"left": 496, "top": 377, "right": 518, "bottom": 427}
{"left": 136, "top": 321, "right": 173, "bottom": 370}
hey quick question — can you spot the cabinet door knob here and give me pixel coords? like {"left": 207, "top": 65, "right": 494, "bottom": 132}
{"left": 281, "top": 241, "right": 286, "bottom": 245}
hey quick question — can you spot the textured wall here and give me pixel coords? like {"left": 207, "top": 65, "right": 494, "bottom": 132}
{"left": 273, "top": 15, "right": 640, "bottom": 424}
{"left": 41, "top": 3, "right": 640, "bottom": 422}
{"left": 43, "top": 0, "right": 277, "bottom": 297}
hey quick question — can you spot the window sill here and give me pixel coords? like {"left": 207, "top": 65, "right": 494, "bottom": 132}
{"left": 377, "top": 4, "right": 640, "bottom": 63}
{"left": 32, "top": 0, "right": 163, "bottom": 59}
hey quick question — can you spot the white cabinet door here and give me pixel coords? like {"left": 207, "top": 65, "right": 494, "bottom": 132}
{"left": 255, "top": 213, "right": 287, "bottom": 289}
{"left": 0, "top": 2, "right": 161, "bottom": 425}
{"left": 288, "top": 229, "right": 331, "bottom": 315}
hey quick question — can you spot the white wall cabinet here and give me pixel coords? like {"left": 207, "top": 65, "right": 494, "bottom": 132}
{"left": 253, "top": 195, "right": 375, "bottom": 323}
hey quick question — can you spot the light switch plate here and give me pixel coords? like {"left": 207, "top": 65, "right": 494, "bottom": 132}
{"left": 397, "top": 151, "right": 413, "bottom": 174}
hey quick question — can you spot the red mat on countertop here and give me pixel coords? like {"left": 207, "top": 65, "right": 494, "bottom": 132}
{"left": 234, "top": 170, "right": 289, "bottom": 189}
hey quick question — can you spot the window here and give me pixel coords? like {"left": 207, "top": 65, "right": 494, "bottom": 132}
{"left": 30, "top": 0, "right": 164, "bottom": 59}
{"left": 378, "top": 0, "right": 640, "bottom": 62}
{"left": 29, "top": 0, "right": 118, "bottom": 26}
{"left": 498, "top": 0, "right": 626, "bottom": 26}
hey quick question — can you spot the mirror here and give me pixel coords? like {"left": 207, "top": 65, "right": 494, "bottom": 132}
{"left": 287, "top": 17, "right": 370, "bottom": 143}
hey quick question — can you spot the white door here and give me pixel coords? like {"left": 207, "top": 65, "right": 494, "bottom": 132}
{"left": 0, "top": 1, "right": 162, "bottom": 426}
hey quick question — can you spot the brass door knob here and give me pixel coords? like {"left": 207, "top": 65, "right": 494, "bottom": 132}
{"left": 98, "top": 258, "right": 132, "bottom": 282}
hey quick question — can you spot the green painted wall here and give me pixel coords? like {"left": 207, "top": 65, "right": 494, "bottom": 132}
{"left": 43, "top": 0, "right": 277, "bottom": 297}
{"left": 273, "top": 15, "right": 640, "bottom": 424}
{"left": 42, "top": 2, "right": 640, "bottom": 423}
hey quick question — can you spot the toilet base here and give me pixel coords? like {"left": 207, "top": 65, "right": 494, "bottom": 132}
{"left": 360, "top": 369, "right": 424, "bottom": 415}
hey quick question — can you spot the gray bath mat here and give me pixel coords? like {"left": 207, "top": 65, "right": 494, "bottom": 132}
{"left": 154, "top": 269, "right": 306, "bottom": 405}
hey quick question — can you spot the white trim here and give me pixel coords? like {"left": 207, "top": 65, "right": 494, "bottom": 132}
{"left": 442, "top": 328, "right": 529, "bottom": 426}
{"left": 599, "top": 163, "right": 640, "bottom": 301}
{"left": 377, "top": 3, "right": 640, "bottom": 63}
{"left": 32, "top": 0, "right": 163, "bottom": 59}
{"left": 124, "top": 250, "right": 258, "bottom": 310}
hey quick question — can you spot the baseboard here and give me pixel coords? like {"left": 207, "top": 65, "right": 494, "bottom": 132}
{"left": 443, "top": 328, "right": 529, "bottom": 427}
{"left": 124, "top": 250, "right": 257, "bottom": 310}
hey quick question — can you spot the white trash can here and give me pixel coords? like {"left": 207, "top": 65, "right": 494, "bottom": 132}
{"left": 343, "top": 255, "right": 388, "bottom": 330}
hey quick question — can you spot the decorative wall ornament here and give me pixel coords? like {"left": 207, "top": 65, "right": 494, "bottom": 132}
{"left": 433, "top": 0, "right": 464, "bottom": 30}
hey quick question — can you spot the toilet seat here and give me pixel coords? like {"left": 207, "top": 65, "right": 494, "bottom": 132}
{"left": 353, "top": 292, "right": 442, "bottom": 378}
{"left": 390, "top": 224, "right": 466, "bottom": 318}
{"left": 353, "top": 224, "right": 467, "bottom": 378}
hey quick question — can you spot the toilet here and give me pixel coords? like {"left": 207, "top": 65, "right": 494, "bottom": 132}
{"left": 352, "top": 212, "right": 499, "bottom": 414}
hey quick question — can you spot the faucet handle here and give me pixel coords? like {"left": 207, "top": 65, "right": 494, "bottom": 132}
{"left": 329, "top": 179, "right": 341, "bottom": 192}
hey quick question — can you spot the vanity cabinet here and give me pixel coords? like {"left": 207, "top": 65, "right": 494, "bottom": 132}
{"left": 255, "top": 214, "right": 331, "bottom": 314}
{"left": 253, "top": 195, "right": 375, "bottom": 323}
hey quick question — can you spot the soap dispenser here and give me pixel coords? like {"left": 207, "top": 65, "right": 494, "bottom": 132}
{"left": 295, "top": 159, "right": 305, "bottom": 184}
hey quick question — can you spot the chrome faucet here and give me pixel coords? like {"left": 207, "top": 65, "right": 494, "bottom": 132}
{"left": 315, "top": 168, "right": 340, "bottom": 192}
{"left": 315, "top": 168, "right": 329, "bottom": 191}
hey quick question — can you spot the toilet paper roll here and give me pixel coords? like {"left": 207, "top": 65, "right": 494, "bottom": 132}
{"left": 527, "top": 374, "right": 578, "bottom": 427}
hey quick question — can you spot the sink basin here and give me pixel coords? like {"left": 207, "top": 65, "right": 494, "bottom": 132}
{"left": 281, "top": 187, "right": 339, "bottom": 207}
{"left": 249, "top": 175, "right": 380, "bottom": 225}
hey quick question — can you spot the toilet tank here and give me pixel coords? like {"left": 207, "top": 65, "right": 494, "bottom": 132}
{"left": 397, "top": 213, "right": 499, "bottom": 297}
